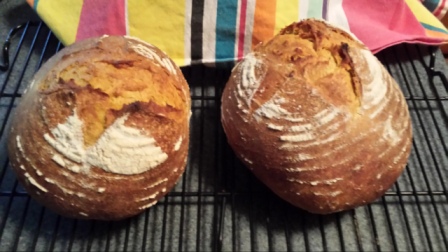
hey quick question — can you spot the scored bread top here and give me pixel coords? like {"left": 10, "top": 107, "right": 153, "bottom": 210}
{"left": 22, "top": 36, "right": 190, "bottom": 175}
{"left": 39, "top": 36, "right": 187, "bottom": 146}
{"left": 245, "top": 20, "right": 365, "bottom": 116}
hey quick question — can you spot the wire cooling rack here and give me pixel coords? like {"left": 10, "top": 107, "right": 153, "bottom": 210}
{"left": 0, "top": 22, "right": 447, "bottom": 252}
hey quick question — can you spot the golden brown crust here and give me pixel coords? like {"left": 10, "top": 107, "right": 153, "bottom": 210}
{"left": 221, "top": 19, "right": 412, "bottom": 214}
{"left": 7, "top": 36, "right": 191, "bottom": 220}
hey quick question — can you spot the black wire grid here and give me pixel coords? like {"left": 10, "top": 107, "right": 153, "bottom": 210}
{"left": 0, "top": 22, "right": 447, "bottom": 252}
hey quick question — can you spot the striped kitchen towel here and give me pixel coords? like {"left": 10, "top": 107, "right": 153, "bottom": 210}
{"left": 27, "top": 0, "right": 448, "bottom": 67}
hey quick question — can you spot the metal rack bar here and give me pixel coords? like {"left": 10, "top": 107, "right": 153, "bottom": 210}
{"left": 159, "top": 195, "right": 169, "bottom": 251}
{"left": 141, "top": 207, "right": 151, "bottom": 251}
{"left": 397, "top": 181, "right": 419, "bottom": 251}
{"left": 366, "top": 205, "right": 381, "bottom": 251}
{"left": 123, "top": 219, "right": 131, "bottom": 251}
{"left": 48, "top": 215, "right": 62, "bottom": 251}
{"left": 29, "top": 206, "right": 45, "bottom": 251}
{"left": 216, "top": 197, "right": 226, "bottom": 252}
{"left": 282, "top": 204, "right": 293, "bottom": 252}
{"left": 266, "top": 196, "right": 274, "bottom": 252}
{"left": 67, "top": 219, "right": 79, "bottom": 251}
{"left": 318, "top": 216, "right": 328, "bottom": 251}
{"left": 351, "top": 210, "right": 364, "bottom": 251}
{"left": 335, "top": 213, "right": 345, "bottom": 251}
{"left": 249, "top": 179, "right": 256, "bottom": 252}
{"left": 301, "top": 211, "right": 310, "bottom": 251}
{"left": 380, "top": 196, "right": 399, "bottom": 251}
{"left": 230, "top": 150, "right": 238, "bottom": 252}
{"left": 85, "top": 221, "right": 96, "bottom": 251}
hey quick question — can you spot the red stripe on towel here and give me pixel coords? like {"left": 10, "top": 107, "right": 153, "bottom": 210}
{"left": 434, "top": 0, "right": 447, "bottom": 17}
{"left": 237, "top": 0, "right": 248, "bottom": 59}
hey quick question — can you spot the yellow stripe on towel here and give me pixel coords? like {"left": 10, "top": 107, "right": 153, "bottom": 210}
{"left": 127, "top": 0, "right": 186, "bottom": 66}
{"left": 275, "top": 0, "right": 299, "bottom": 34}
{"left": 36, "top": 0, "right": 83, "bottom": 45}
{"left": 405, "top": 0, "right": 448, "bottom": 32}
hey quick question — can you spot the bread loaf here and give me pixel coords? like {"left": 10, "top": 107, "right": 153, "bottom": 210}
{"left": 221, "top": 19, "right": 412, "bottom": 214}
{"left": 7, "top": 36, "right": 191, "bottom": 220}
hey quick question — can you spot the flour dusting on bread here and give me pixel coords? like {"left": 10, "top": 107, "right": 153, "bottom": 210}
{"left": 44, "top": 111, "right": 168, "bottom": 175}
{"left": 129, "top": 42, "right": 177, "bottom": 75}
{"left": 235, "top": 53, "right": 266, "bottom": 107}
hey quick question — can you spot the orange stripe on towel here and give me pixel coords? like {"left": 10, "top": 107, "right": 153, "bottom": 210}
{"left": 26, "top": 0, "right": 36, "bottom": 8}
{"left": 251, "top": 0, "right": 276, "bottom": 49}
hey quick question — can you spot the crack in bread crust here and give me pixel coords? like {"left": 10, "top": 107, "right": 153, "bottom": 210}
{"left": 52, "top": 57, "right": 184, "bottom": 146}
{"left": 253, "top": 20, "right": 366, "bottom": 114}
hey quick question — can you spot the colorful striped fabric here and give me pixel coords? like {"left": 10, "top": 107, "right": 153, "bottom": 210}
{"left": 420, "top": 0, "right": 448, "bottom": 19}
{"left": 412, "top": 0, "right": 448, "bottom": 37}
{"left": 27, "top": 0, "right": 448, "bottom": 67}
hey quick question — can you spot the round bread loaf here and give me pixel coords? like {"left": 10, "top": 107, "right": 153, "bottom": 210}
{"left": 7, "top": 36, "right": 191, "bottom": 220}
{"left": 221, "top": 19, "right": 412, "bottom": 214}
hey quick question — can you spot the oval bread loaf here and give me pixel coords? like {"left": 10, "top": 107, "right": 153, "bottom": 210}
{"left": 7, "top": 36, "right": 191, "bottom": 220}
{"left": 221, "top": 19, "right": 412, "bottom": 214}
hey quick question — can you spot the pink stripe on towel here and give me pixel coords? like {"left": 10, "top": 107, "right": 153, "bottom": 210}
{"left": 76, "top": 0, "right": 127, "bottom": 41}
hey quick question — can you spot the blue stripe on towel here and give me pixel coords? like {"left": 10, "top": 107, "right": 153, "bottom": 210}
{"left": 215, "top": 0, "right": 239, "bottom": 62}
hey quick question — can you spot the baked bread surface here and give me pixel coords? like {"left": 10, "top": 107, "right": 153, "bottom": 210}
{"left": 221, "top": 19, "right": 412, "bottom": 214}
{"left": 8, "top": 36, "right": 191, "bottom": 220}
